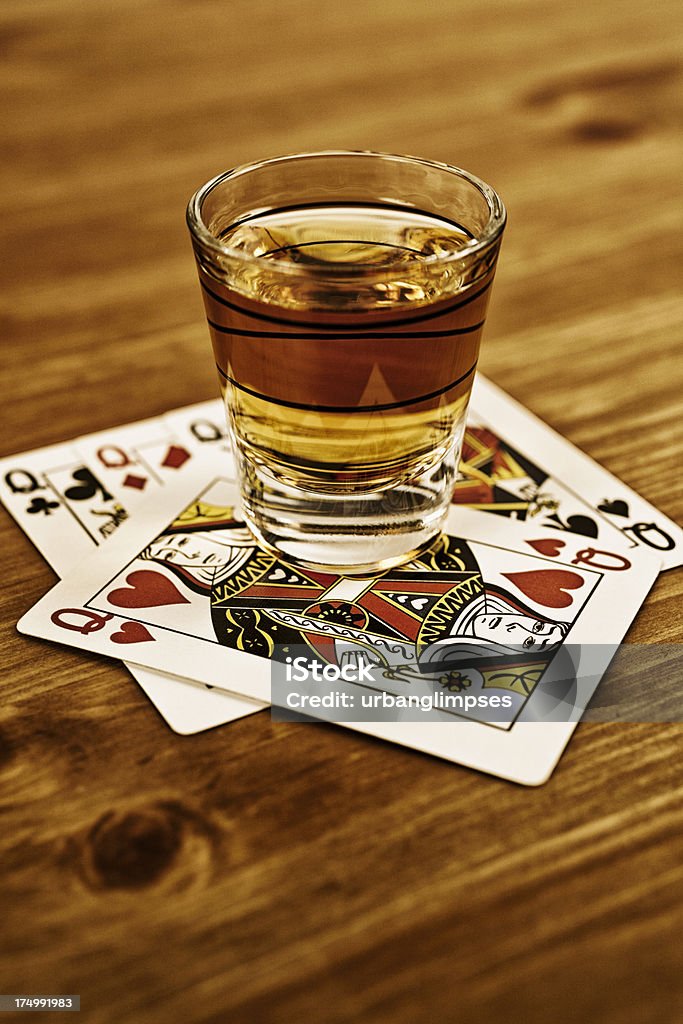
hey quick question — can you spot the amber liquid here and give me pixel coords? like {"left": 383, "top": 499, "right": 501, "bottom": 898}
{"left": 201, "top": 204, "right": 494, "bottom": 495}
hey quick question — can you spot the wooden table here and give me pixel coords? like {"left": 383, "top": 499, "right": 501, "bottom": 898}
{"left": 1, "top": 2, "right": 681, "bottom": 1021}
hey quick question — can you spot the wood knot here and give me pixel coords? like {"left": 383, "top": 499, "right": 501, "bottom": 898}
{"left": 569, "top": 118, "right": 641, "bottom": 143}
{"left": 74, "top": 800, "right": 225, "bottom": 892}
{"left": 86, "top": 806, "right": 182, "bottom": 889}
{"left": 523, "top": 59, "right": 679, "bottom": 146}
{"left": 0, "top": 727, "right": 13, "bottom": 769}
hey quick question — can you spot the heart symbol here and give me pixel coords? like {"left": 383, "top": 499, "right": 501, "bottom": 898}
{"left": 597, "top": 498, "right": 630, "bottom": 518}
{"left": 503, "top": 569, "right": 585, "bottom": 609}
{"left": 411, "top": 597, "right": 428, "bottom": 610}
{"left": 269, "top": 568, "right": 287, "bottom": 581}
{"left": 526, "top": 538, "right": 566, "bottom": 557}
{"left": 110, "top": 621, "right": 155, "bottom": 644}
{"left": 108, "top": 570, "right": 190, "bottom": 608}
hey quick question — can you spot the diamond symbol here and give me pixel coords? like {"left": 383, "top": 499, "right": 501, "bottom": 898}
{"left": 123, "top": 473, "right": 148, "bottom": 490}
{"left": 161, "top": 445, "right": 191, "bottom": 469}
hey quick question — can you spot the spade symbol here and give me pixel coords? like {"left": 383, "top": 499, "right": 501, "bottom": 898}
{"left": 597, "top": 498, "right": 630, "bottom": 518}
{"left": 544, "top": 512, "right": 599, "bottom": 538}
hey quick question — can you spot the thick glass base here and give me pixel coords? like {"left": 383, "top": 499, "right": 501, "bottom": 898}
{"left": 237, "top": 456, "right": 457, "bottom": 575}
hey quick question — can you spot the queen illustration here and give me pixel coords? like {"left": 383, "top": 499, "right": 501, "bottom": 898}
{"left": 140, "top": 501, "right": 257, "bottom": 592}
{"left": 416, "top": 582, "right": 568, "bottom": 671}
{"left": 139, "top": 502, "right": 569, "bottom": 683}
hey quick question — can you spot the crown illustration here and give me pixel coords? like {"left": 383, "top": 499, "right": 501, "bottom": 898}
{"left": 161, "top": 500, "right": 243, "bottom": 534}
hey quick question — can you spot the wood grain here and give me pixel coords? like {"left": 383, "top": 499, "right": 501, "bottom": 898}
{"left": 1, "top": 2, "right": 682, "bottom": 1022}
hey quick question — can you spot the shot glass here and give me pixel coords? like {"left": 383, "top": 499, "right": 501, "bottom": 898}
{"left": 187, "top": 150, "right": 505, "bottom": 573}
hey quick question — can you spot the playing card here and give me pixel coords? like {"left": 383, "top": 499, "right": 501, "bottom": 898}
{"left": 17, "top": 462, "right": 659, "bottom": 784}
{"left": 123, "top": 666, "right": 265, "bottom": 734}
{"left": 0, "top": 442, "right": 130, "bottom": 567}
{"left": 0, "top": 435, "right": 263, "bottom": 734}
{"left": 73, "top": 416, "right": 197, "bottom": 510}
{"left": 162, "top": 398, "right": 234, "bottom": 465}
{"left": 465, "top": 376, "right": 683, "bottom": 569}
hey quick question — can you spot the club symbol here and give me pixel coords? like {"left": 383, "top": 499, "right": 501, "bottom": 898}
{"left": 26, "top": 496, "right": 61, "bottom": 515}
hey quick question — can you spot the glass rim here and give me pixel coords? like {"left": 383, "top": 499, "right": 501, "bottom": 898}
{"left": 186, "top": 149, "right": 507, "bottom": 278}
